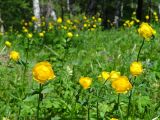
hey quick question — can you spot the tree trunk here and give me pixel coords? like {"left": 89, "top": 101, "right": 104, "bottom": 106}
{"left": 158, "top": 4, "right": 160, "bottom": 18}
{"left": 86, "top": 0, "right": 97, "bottom": 16}
{"left": 114, "top": 0, "right": 122, "bottom": 28}
{"left": 136, "top": 0, "right": 143, "bottom": 21}
{"left": 33, "top": 0, "right": 41, "bottom": 30}
{"left": 67, "top": 0, "right": 70, "bottom": 11}
{"left": 0, "top": 12, "right": 4, "bottom": 35}
{"left": 148, "top": 0, "right": 152, "bottom": 22}
{"left": 46, "top": 0, "right": 57, "bottom": 21}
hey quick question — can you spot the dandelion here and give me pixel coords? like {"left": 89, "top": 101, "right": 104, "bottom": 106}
{"left": 130, "top": 61, "right": 143, "bottom": 76}
{"left": 67, "top": 32, "right": 73, "bottom": 38}
{"left": 5, "top": 41, "right": 11, "bottom": 48}
{"left": 10, "top": 51, "right": 20, "bottom": 62}
{"left": 138, "top": 22, "right": 156, "bottom": 39}
{"left": 112, "top": 76, "right": 132, "bottom": 93}
{"left": 98, "top": 71, "right": 110, "bottom": 81}
{"left": 32, "top": 61, "right": 56, "bottom": 84}
{"left": 79, "top": 77, "right": 92, "bottom": 89}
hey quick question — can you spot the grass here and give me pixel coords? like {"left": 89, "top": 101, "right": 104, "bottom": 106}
{"left": 0, "top": 24, "right": 160, "bottom": 119}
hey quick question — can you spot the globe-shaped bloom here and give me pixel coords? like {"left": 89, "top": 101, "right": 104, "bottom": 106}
{"left": 98, "top": 71, "right": 110, "bottom": 81}
{"left": 10, "top": 51, "right": 20, "bottom": 61}
{"left": 79, "top": 77, "right": 92, "bottom": 89}
{"left": 138, "top": 22, "right": 156, "bottom": 39}
{"left": 32, "top": 61, "right": 56, "bottom": 84}
{"left": 110, "top": 71, "right": 121, "bottom": 81}
{"left": 5, "top": 41, "right": 11, "bottom": 48}
{"left": 130, "top": 61, "right": 143, "bottom": 76}
{"left": 112, "top": 76, "right": 132, "bottom": 93}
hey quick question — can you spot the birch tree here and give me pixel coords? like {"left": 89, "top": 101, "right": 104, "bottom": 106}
{"left": 33, "top": 0, "right": 41, "bottom": 30}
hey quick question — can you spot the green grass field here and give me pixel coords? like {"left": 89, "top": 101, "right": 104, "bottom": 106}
{"left": 0, "top": 18, "right": 160, "bottom": 120}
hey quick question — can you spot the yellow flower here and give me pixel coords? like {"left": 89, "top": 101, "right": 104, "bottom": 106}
{"left": 153, "top": 12, "right": 157, "bottom": 16}
{"left": 27, "top": 33, "right": 33, "bottom": 38}
{"left": 79, "top": 77, "right": 92, "bottom": 89}
{"left": 130, "top": 61, "right": 143, "bottom": 76}
{"left": 5, "top": 41, "right": 11, "bottom": 48}
{"left": 110, "top": 71, "right": 121, "bottom": 81}
{"left": 32, "top": 61, "right": 56, "bottom": 84}
{"left": 145, "top": 15, "right": 149, "bottom": 20}
{"left": 84, "top": 24, "right": 87, "bottom": 28}
{"left": 32, "top": 16, "right": 38, "bottom": 21}
{"left": 57, "top": 17, "right": 62, "bottom": 24}
{"left": 98, "top": 18, "right": 102, "bottom": 22}
{"left": 10, "top": 51, "right": 20, "bottom": 61}
{"left": 67, "top": 32, "right": 73, "bottom": 38}
{"left": 110, "top": 118, "right": 118, "bottom": 120}
{"left": 138, "top": 22, "right": 156, "bottom": 39}
{"left": 132, "top": 12, "right": 136, "bottom": 15}
{"left": 112, "top": 76, "right": 132, "bottom": 93}
{"left": 39, "top": 32, "right": 44, "bottom": 37}
{"left": 98, "top": 71, "right": 110, "bottom": 81}
{"left": 83, "top": 16, "right": 87, "bottom": 20}
{"left": 93, "top": 24, "right": 96, "bottom": 28}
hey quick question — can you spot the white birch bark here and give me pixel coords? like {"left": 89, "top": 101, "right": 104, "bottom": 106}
{"left": 67, "top": 0, "right": 70, "bottom": 11}
{"left": 0, "top": 12, "right": 4, "bottom": 35}
{"left": 51, "top": 10, "right": 57, "bottom": 21}
{"left": 159, "top": 4, "right": 160, "bottom": 18}
{"left": 33, "top": 0, "right": 41, "bottom": 30}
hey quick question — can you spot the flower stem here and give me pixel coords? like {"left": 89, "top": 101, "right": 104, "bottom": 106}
{"left": 88, "top": 93, "right": 90, "bottom": 120}
{"left": 37, "top": 84, "right": 42, "bottom": 120}
{"left": 137, "top": 39, "right": 145, "bottom": 62}
{"left": 127, "top": 77, "right": 136, "bottom": 118}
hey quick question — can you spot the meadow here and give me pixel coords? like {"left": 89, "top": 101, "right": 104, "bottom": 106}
{"left": 0, "top": 15, "right": 160, "bottom": 120}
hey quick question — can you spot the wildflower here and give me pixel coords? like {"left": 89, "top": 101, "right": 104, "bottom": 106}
{"left": 57, "top": 17, "right": 62, "bottom": 24}
{"left": 138, "top": 22, "right": 156, "bottom": 39}
{"left": 27, "top": 33, "right": 33, "bottom": 38}
{"left": 130, "top": 61, "right": 143, "bottom": 76}
{"left": 110, "top": 71, "right": 121, "bottom": 81}
{"left": 112, "top": 76, "right": 132, "bottom": 93}
{"left": 83, "top": 16, "right": 87, "bottom": 20}
{"left": 10, "top": 51, "right": 20, "bottom": 62}
{"left": 5, "top": 41, "right": 11, "bottom": 48}
{"left": 32, "top": 16, "right": 38, "bottom": 21}
{"left": 98, "top": 71, "right": 110, "bottom": 81}
{"left": 98, "top": 17, "right": 102, "bottom": 23}
{"left": 145, "top": 15, "right": 149, "bottom": 20}
{"left": 67, "top": 32, "right": 73, "bottom": 38}
{"left": 110, "top": 118, "right": 118, "bottom": 120}
{"left": 153, "top": 12, "right": 157, "bottom": 16}
{"left": 32, "top": 61, "right": 55, "bottom": 84}
{"left": 39, "top": 32, "right": 44, "bottom": 37}
{"left": 132, "top": 12, "right": 136, "bottom": 15}
{"left": 93, "top": 24, "right": 96, "bottom": 28}
{"left": 79, "top": 77, "right": 92, "bottom": 89}
{"left": 84, "top": 24, "right": 87, "bottom": 28}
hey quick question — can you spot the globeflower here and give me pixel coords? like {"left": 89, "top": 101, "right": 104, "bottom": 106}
{"left": 138, "top": 22, "right": 156, "bottom": 39}
{"left": 110, "top": 118, "right": 118, "bottom": 120}
{"left": 57, "top": 17, "right": 62, "bottom": 24}
{"left": 5, "top": 41, "right": 11, "bottom": 48}
{"left": 79, "top": 77, "right": 92, "bottom": 89}
{"left": 110, "top": 71, "right": 121, "bottom": 81}
{"left": 39, "top": 32, "right": 44, "bottom": 37}
{"left": 67, "top": 32, "right": 73, "bottom": 38}
{"left": 10, "top": 51, "right": 20, "bottom": 62}
{"left": 27, "top": 33, "right": 33, "bottom": 39}
{"left": 145, "top": 15, "right": 149, "bottom": 20}
{"left": 98, "top": 71, "right": 110, "bottom": 81}
{"left": 112, "top": 76, "right": 132, "bottom": 93}
{"left": 32, "top": 16, "right": 38, "bottom": 21}
{"left": 130, "top": 61, "right": 143, "bottom": 76}
{"left": 32, "top": 61, "right": 56, "bottom": 84}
